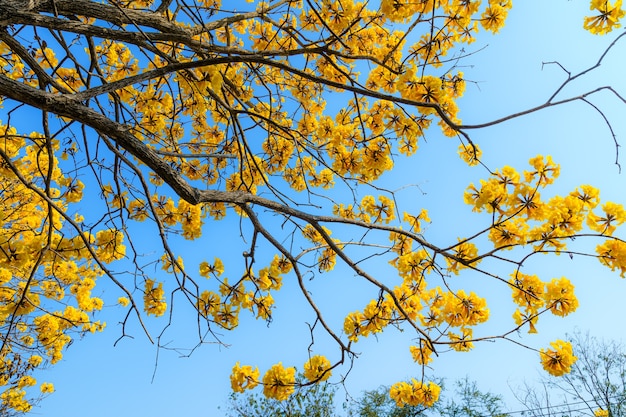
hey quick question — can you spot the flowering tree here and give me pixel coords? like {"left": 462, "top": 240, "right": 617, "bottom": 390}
{"left": 0, "top": 0, "right": 624, "bottom": 414}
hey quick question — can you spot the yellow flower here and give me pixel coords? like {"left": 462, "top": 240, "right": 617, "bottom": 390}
{"left": 458, "top": 143, "right": 482, "bottom": 166}
{"left": 0, "top": 388, "right": 32, "bottom": 413}
{"left": 540, "top": 340, "right": 577, "bottom": 376}
{"left": 28, "top": 355, "right": 43, "bottom": 367}
{"left": 144, "top": 279, "right": 167, "bottom": 316}
{"left": 40, "top": 382, "right": 55, "bottom": 394}
{"left": 525, "top": 155, "right": 560, "bottom": 186}
{"left": 262, "top": 363, "right": 296, "bottom": 401}
{"left": 199, "top": 257, "right": 224, "bottom": 278}
{"left": 442, "top": 289, "right": 489, "bottom": 327}
{"left": 303, "top": 355, "right": 332, "bottom": 382}
{"left": 230, "top": 362, "right": 260, "bottom": 393}
{"left": 446, "top": 240, "right": 479, "bottom": 274}
{"left": 543, "top": 277, "right": 578, "bottom": 317}
{"left": 94, "top": 229, "right": 126, "bottom": 263}
{"left": 17, "top": 376, "right": 36, "bottom": 389}
{"left": 481, "top": 3, "right": 509, "bottom": 33}
{"left": 513, "top": 308, "right": 539, "bottom": 334}
{"left": 584, "top": 0, "right": 625, "bottom": 34}
{"left": 403, "top": 209, "right": 430, "bottom": 233}
{"left": 361, "top": 195, "right": 395, "bottom": 224}
{"left": 343, "top": 311, "right": 365, "bottom": 342}
{"left": 128, "top": 199, "right": 149, "bottom": 221}
{"left": 390, "top": 380, "right": 441, "bottom": 408}
{"left": 587, "top": 201, "right": 626, "bottom": 235}
{"left": 448, "top": 328, "right": 474, "bottom": 352}
{"left": 409, "top": 341, "right": 434, "bottom": 365}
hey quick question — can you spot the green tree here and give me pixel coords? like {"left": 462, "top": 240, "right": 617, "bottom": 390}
{"left": 437, "top": 378, "right": 509, "bottom": 417}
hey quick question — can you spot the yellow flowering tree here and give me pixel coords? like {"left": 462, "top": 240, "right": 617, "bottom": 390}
{"left": 0, "top": 0, "right": 624, "bottom": 414}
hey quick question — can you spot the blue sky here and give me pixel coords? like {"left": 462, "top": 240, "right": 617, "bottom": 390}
{"left": 26, "top": 1, "right": 626, "bottom": 416}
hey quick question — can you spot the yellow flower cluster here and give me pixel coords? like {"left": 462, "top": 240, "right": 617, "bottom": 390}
{"left": 544, "top": 278, "right": 579, "bottom": 317}
{"left": 510, "top": 273, "right": 579, "bottom": 333}
{"left": 199, "top": 258, "right": 225, "bottom": 278}
{"left": 34, "top": 306, "right": 104, "bottom": 364}
{"left": 0, "top": 388, "right": 32, "bottom": 413}
{"left": 597, "top": 239, "right": 626, "bottom": 277}
{"left": 410, "top": 341, "right": 434, "bottom": 365}
{"left": 230, "top": 362, "right": 260, "bottom": 393}
{"left": 232, "top": 356, "right": 331, "bottom": 401}
{"left": 343, "top": 298, "right": 394, "bottom": 342}
{"left": 74, "top": 282, "right": 103, "bottom": 312}
{"left": 458, "top": 143, "right": 482, "bottom": 166}
{"left": 343, "top": 286, "right": 488, "bottom": 351}
{"left": 195, "top": 254, "right": 292, "bottom": 329}
{"left": 481, "top": 0, "right": 512, "bottom": 34}
{"left": 0, "top": 126, "right": 113, "bottom": 413}
{"left": 446, "top": 241, "right": 480, "bottom": 274}
{"left": 262, "top": 363, "right": 296, "bottom": 401}
{"left": 465, "top": 156, "right": 626, "bottom": 264}
{"left": 40, "top": 383, "right": 54, "bottom": 394}
{"left": 584, "top": 0, "right": 625, "bottom": 34}
{"left": 303, "top": 355, "right": 332, "bottom": 382}
{"left": 390, "top": 380, "right": 441, "bottom": 408}
{"left": 144, "top": 279, "right": 167, "bottom": 317}
{"left": 540, "top": 340, "right": 577, "bottom": 376}
{"left": 94, "top": 229, "right": 126, "bottom": 263}
{"left": 442, "top": 290, "right": 489, "bottom": 327}
{"left": 361, "top": 195, "right": 396, "bottom": 224}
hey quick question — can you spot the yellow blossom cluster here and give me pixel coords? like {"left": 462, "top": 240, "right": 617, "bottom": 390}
{"left": 230, "top": 362, "right": 260, "bottom": 393}
{"left": 343, "top": 286, "right": 489, "bottom": 350}
{"left": 584, "top": 0, "right": 625, "bottom": 34}
{"left": 262, "top": 363, "right": 296, "bottom": 401}
{"left": 303, "top": 355, "right": 332, "bottom": 382}
{"left": 128, "top": 194, "right": 207, "bottom": 235}
{"left": 94, "top": 229, "right": 126, "bottom": 263}
{"left": 390, "top": 380, "right": 441, "bottom": 408}
{"left": 231, "top": 355, "right": 331, "bottom": 402}
{"left": 463, "top": 156, "right": 626, "bottom": 258}
{"left": 596, "top": 239, "right": 626, "bottom": 277}
{"left": 0, "top": 124, "right": 116, "bottom": 413}
{"left": 410, "top": 341, "right": 434, "bottom": 366}
{"left": 540, "top": 340, "right": 577, "bottom": 376}
{"left": 144, "top": 279, "right": 167, "bottom": 317}
{"left": 195, "top": 254, "right": 292, "bottom": 329}
{"left": 510, "top": 273, "right": 579, "bottom": 333}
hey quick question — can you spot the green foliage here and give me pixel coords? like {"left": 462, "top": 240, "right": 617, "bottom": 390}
{"left": 435, "top": 378, "right": 509, "bottom": 417}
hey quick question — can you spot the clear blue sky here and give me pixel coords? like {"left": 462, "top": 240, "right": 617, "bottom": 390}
{"left": 28, "top": 1, "right": 626, "bottom": 416}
